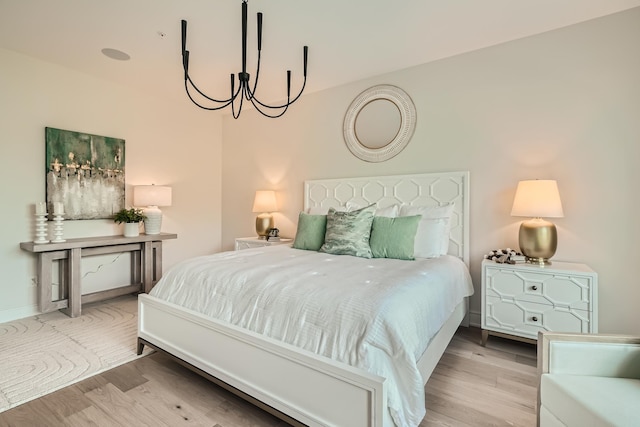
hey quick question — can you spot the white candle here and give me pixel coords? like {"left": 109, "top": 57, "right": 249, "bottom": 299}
{"left": 36, "top": 202, "right": 47, "bottom": 215}
{"left": 54, "top": 202, "right": 64, "bottom": 214}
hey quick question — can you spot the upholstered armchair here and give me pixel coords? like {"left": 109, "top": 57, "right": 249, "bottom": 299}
{"left": 537, "top": 331, "right": 640, "bottom": 426}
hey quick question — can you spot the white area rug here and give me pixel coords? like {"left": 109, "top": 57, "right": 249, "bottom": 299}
{"left": 0, "top": 295, "right": 150, "bottom": 412}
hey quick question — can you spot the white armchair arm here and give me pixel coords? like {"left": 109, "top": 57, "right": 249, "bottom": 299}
{"left": 538, "top": 332, "right": 640, "bottom": 378}
{"left": 537, "top": 331, "right": 640, "bottom": 427}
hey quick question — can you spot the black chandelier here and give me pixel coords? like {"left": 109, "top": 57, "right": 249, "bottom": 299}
{"left": 181, "top": 0, "right": 308, "bottom": 119}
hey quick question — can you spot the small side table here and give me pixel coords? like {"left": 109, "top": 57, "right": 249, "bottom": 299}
{"left": 235, "top": 236, "right": 293, "bottom": 251}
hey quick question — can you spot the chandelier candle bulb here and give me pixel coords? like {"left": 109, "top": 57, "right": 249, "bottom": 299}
{"left": 257, "top": 13, "right": 263, "bottom": 49}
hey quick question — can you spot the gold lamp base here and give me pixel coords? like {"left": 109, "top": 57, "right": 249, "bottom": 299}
{"left": 255, "top": 213, "right": 274, "bottom": 239}
{"left": 519, "top": 218, "right": 558, "bottom": 266}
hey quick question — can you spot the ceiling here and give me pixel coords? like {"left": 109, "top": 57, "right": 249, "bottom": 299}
{"left": 1, "top": 0, "right": 639, "bottom": 111}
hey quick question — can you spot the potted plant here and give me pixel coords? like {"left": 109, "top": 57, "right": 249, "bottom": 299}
{"left": 114, "top": 207, "right": 147, "bottom": 237}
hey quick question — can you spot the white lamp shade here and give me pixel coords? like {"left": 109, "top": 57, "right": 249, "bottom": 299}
{"left": 511, "top": 180, "right": 564, "bottom": 218}
{"left": 252, "top": 190, "right": 277, "bottom": 213}
{"left": 133, "top": 185, "right": 172, "bottom": 207}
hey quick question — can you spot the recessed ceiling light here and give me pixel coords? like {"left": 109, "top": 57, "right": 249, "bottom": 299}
{"left": 101, "top": 48, "right": 131, "bottom": 61}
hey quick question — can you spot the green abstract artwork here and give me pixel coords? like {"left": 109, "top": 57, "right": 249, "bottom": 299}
{"left": 45, "top": 127, "right": 125, "bottom": 220}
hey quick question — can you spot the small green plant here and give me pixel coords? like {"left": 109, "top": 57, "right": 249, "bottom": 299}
{"left": 113, "top": 207, "right": 147, "bottom": 224}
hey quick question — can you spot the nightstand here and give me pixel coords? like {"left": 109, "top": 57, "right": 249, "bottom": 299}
{"left": 481, "top": 259, "right": 598, "bottom": 345}
{"left": 234, "top": 237, "right": 293, "bottom": 251}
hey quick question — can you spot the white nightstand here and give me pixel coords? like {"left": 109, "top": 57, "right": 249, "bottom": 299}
{"left": 234, "top": 237, "right": 293, "bottom": 251}
{"left": 481, "top": 259, "right": 598, "bottom": 345}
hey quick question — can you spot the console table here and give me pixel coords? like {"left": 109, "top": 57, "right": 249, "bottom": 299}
{"left": 20, "top": 232, "right": 177, "bottom": 317}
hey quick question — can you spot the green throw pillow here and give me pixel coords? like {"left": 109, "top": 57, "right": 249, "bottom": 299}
{"left": 319, "top": 204, "right": 376, "bottom": 258}
{"left": 292, "top": 212, "right": 327, "bottom": 251}
{"left": 370, "top": 215, "right": 421, "bottom": 260}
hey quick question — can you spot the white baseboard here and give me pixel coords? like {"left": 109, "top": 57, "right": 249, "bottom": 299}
{"left": 0, "top": 304, "right": 39, "bottom": 324}
{"left": 468, "top": 309, "right": 481, "bottom": 328}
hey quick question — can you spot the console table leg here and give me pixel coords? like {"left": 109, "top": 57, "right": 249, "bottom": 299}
{"left": 143, "top": 241, "right": 153, "bottom": 294}
{"left": 61, "top": 248, "right": 82, "bottom": 317}
{"left": 38, "top": 253, "right": 54, "bottom": 313}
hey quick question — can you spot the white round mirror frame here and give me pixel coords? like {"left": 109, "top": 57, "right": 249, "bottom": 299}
{"left": 343, "top": 85, "right": 417, "bottom": 162}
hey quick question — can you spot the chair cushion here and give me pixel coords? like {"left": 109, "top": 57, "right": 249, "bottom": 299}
{"left": 541, "top": 374, "right": 640, "bottom": 427}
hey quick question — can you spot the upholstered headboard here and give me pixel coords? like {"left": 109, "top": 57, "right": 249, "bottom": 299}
{"left": 304, "top": 171, "right": 470, "bottom": 266}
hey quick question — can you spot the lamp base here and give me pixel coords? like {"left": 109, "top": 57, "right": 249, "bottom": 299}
{"left": 525, "top": 256, "right": 552, "bottom": 266}
{"left": 519, "top": 218, "right": 558, "bottom": 266}
{"left": 255, "top": 213, "right": 274, "bottom": 238}
{"left": 143, "top": 206, "right": 162, "bottom": 235}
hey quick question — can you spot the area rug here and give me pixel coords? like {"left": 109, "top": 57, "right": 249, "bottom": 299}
{"left": 0, "top": 295, "right": 151, "bottom": 412}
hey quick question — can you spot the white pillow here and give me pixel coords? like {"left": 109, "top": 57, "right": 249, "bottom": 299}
{"left": 399, "top": 203, "right": 454, "bottom": 258}
{"left": 309, "top": 203, "right": 399, "bottom": 217}
{"left": 346, "top": 201, "right": 398, "bottom": 217}
{"left": 307, "top": 206, "right": 331, "bottom": 215}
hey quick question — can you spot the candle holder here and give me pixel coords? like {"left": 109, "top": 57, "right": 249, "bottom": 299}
{"left": 34, "top": 213, "right": 50, "bottom": 244}
{"left": 51, "top": 213, "right": 66, "bottom": 243}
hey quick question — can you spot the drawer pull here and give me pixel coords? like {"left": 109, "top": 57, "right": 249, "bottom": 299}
{"left": 532, "top": 316, "right": 538, "bottom": 322}
{"left": 531, "top": 285, "right": 538, "bottom": 291}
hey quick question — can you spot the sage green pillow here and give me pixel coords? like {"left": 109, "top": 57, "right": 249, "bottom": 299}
{"left": 319, "top": 204, "right": 376, "bottom": 258}
{"left": 370, "top": 215, "right": 421, "bottom": 260}
{"left": 292, "top": 212, "right": 327, "bottom": 251}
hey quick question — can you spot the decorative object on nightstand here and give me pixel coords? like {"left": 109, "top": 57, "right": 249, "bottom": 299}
{"left": 481, "top": 259, "right": 597, "bottom": 346}
{"left": 267, "top": 227, "right": 280, "bottom": 241}
{"left": 484, "top": 248, "right": 523, "bottom": 264}
{"left": 235, "top": 236, "right": 293, "bottom": 251}
{"left": 133, "top": 185, "right": 172, "bottom": 235}
{"left": 114, "top": 207, "right": 147, "bottom": 237}
{"left": 252, "top": 190, "right": 277, "bottom": 239}
{"left": 511, "top": 179, "right": 564, "bottom": 266}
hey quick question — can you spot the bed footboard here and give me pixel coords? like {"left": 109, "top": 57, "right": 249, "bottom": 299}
{"left": 138, "top": 293, "right": 388, "bottom": 427}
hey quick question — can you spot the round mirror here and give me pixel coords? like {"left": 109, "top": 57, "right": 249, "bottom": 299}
{"left": 343, "top": 85, "right": 416, "bottom": 162}
{"left": 355, "top": 99, "right": 401, "bottom": 149}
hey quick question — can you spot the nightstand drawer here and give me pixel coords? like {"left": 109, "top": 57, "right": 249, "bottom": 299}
{"left": 484, "top": 266, "right": 594, "bottom": 311}
{"left": 484, "top": 296, "right": 592, "bottom": 340}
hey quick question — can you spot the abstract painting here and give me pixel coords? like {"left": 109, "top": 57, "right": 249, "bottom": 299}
{"left": 45, "top": 127, "right": 125, "bottom": 220}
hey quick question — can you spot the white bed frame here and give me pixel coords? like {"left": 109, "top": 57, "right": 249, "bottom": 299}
{"left": 138, "top": 171, "right": 470, "bottom": 427}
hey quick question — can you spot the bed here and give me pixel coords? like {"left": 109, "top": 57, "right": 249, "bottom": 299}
{"left": 137, "top": 171, "right": 472, "bottom": 427}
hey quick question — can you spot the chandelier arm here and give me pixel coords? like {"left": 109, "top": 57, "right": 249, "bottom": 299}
{"left": 185, "top": 80, "right": 236, "bottom": 111}
{"left": 249, "top": 96, "right": 290, "bottom": 118}
{"left": 232, "top": 85, "right": 248, "bottom": 119}
{"left": 248, "top": 50, "right": 262, "bottom": 100}
{"left": 186, "top": 74, "right": 239, "bottom": 104}
{"left": 247, "top": 74, "right": 306, "bottom": 110}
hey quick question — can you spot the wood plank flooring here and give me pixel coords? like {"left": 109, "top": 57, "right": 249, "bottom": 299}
{"left": 0, "top": 327, "right": 537, "bottom": 427}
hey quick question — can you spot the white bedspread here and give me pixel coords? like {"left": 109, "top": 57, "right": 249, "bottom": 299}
{"left": 150, "top": 245, "right": 473, "bottom": 427}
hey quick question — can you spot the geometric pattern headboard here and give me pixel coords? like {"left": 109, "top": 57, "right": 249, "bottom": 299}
{"left": 304, "top": 171, "right": 470, "bottom": 266}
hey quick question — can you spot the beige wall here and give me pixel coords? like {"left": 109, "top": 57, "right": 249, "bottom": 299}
{"left": 221, "top": 9, "right": 640, "bottom": 334}
{"left": 0, "top": 48, "right": 223, "bottom": 321}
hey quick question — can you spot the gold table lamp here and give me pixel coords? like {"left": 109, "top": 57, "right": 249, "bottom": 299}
{"left": 252, "top": 190, "right": 277, "bottom": 239}
{"left": 511, "top": 180, "right": 564, "bottom": 266}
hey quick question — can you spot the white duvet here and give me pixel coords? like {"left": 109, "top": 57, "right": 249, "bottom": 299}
{"left": 150, "top": 245, "right": 473, "bottom": 427}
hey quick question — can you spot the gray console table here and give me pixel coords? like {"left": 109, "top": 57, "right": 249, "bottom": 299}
{"left": 20, "top": 232, "right": 177, "bottom": 317}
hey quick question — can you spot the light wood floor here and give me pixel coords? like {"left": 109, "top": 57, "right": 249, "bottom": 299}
{"left": 0, "top": 327, "right": 537, "bottom": 427}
